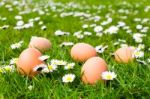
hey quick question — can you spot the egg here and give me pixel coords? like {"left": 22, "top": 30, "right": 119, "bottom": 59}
{"left": 114, "top": 46, "right": 135, "bottom": 63}
{"left": 29, "top": 36, "right": 51, "bottom": 52}
{"left": 81, "top": 57, "right": 108, "bottom": 84}
{"left": 17, "top": 48, "right": 44, "bottom": 76}
{"left": 71, "top": 43, "right": 97, "bottom": 62}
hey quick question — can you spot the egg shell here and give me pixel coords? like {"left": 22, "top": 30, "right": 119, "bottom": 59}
{"left": 81, "top": 57, "right": 108, "bottom": 84}
{"left": 29, "top": 36, "right": 51, "bottom": 52}
{"left": 114, "top": 47, "right": 135, "bottom": 63}
{"left": 17, "top": 48, "right": 44, "bottom": 77}
{"left": 71, "top": 43, "right": 97, "bottom": 62}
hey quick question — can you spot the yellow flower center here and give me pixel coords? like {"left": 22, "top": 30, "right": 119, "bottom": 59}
{"left": 67, "top": 77, "right": 72, "bottom": 81}
{"left": 106, "top": 75, "right": 112, "bottom": 79}
{"left": 48, "top": 65, "right": 53, "bottom": 70}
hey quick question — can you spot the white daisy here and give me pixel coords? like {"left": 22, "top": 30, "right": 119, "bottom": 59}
{"left": 102, "top": 71, "right": 117, "bottom": 80}
{"left": 28, "top": 85, "right": 33, "bottom": 91}
{"left": 104, "top": 26, "right": 119, "bottom": 34}
{"left": 41, "top": 25, "right": 47, "bottom": 30}
{"left": 51, "top": 59, "right": 67, "bottom": 66}
{"left": 33, "top": 64, "right": 47, "bottom": 72}
{"left": 60, "top": 42, "right": 74, "bottom": 47}
{"left": 136, "top": 59, "right": 147, "bottom": 65}
{"left": 95, "top": 45, "right": 108, "bottom": 53}
{"left": 0, "top": 68, "right": 3, "bottom": 73}
{"left": 10, "top": 41, "right": 23, "bottom": 49}
{"left": 133, "top": 49, "right": 144, "bottom": 58}
{"left": 64, "top": 63, "right": 75, "bottom": 70}
{"left": 83, "top": 31, "right": 92, "bottom": 36}
{"left": 82, "top": 24, "right": 88, "bottom": 29}
{"left": 62, "top": 74, "right": 76, "bottom": 83}
{"left": 117, "top": 21, "right": 126, "bottom": 27}
{"left": 39, "top": 55, "right": 50, "bottom": 61}
{"left": 94, "top": 26, "right": 103, "bottom": 33}
{"left": 16, "top": 20, "right": 24, "bottom": 26}
{"left": 137, "top": 44, "right": 145, "bottom": 50}
{"left": 38, "top": 21, "right": 43, "bottom": 25}
{"left": 55, "top": 30, "right": 70, "bottom": 36}
{"left": 47, "top": 64, "right": 57, "bottom": 72}
{"left": 147, "top": 58, "right": 150, "bottom": 63}
{"left": 76, "top": 34, "right": 84, "bottom": 39}
{"left": 0, "top": 25, "right": 9, "bottom": 29}
{"left": 3, "top": 65, "right": 15, "bottom": 72}
{"left": 15, "top": 15, "right": 22, "bottom": 20}
{"left": 10, "top": 58, "right": 18, "bottom": 65}
{"left": 136, "top": 25, "right": 143, "bottom": 30}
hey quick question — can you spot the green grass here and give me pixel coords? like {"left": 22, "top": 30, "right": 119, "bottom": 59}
{"left": 0, "top": 0, "right": 150, "bottom": 98}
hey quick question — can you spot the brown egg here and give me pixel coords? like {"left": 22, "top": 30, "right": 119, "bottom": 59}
{"left": 29, "top": 36, "right": 51, "bottom": 52}
{"left": 17, "top": 48, "right": 44, "bottom": 77}
{"left": 81, "top": 57, "right": 108, "bottom": 84}
{"left": 114, "top": 46, "right": 135, "bottom": 63}
{"left": 71, "top": 43, "right": 97, "bottom": 62}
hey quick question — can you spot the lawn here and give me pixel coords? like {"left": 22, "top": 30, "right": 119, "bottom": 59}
{"left": 0, "top": 0, "right": 150, "bottom": 98}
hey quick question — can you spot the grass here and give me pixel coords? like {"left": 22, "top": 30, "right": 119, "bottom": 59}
{"left": 0, "top": 0, "right": 150, "bottom": 98}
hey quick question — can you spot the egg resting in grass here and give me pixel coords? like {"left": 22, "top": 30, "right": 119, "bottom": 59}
{"left": 81, "top": 57, "right": 108, "bottom": 84}
{"left": 71, "top": 43, "right": 97, "bottom": 62}
{"left": 114, "top": 46, "right": 135, "bottom": 63}
{"left": 29, "top": 36, "right": 51, "bottom": 52}
{"left": 17, "top": 48, "right": 44, "bottom": 77}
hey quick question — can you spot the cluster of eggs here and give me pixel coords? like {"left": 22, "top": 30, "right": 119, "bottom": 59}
{"left": 17, "top": 36, "right": 51, "bottom": 77}
{"left": 17, "top": 37, "right": 135, "bottom": 84}
{"left": 71, "top": 43, "right": 135, "bottom": 84}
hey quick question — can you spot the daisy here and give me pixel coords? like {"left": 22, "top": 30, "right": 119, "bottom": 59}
{"left": 3, "top": 65, "right": 15, "bottom": 72}
{"left": 104, "top": 26, "right": 119, "bottom": 34}
{"left": 137, "top": 44, "right": 145, "bottom": 50}
{"left": 0, "top": 68, "right": 3, "bottom": 73}
{"left": 55, "top": 30, "right": 70, "bottom": 36}
{"left": 94, "top": 26, "right": 103, "bottom": 33}
{"left": 76, "top": 34, "right": 84, "bottom": 39}
{"left": 83, "top": 31, "right": 92, "bottom": 36}
{"left": 147, "top": 58, "right": 150, "bottom": 63}
{"left": 47, "top": 64, "right": 57, "bottom": 72}
{"left": 15, "top": 15, "right": 22, "bottom": 20}
{"left": 133, "top": 33, "right": 145, "bottom": 43}
{"left": 60, "top": 42, "right": 74, "bottom": 47}
{"left": 136, "top": 25, "right": 143, "bottom": 30}
{"left": 62, "top": 74, "right": 76, "bottom": 83}
{"left": 51, "top": 59, "right": 67, "bottom": 66}
{"left": 38, "top": 21, "right": 43, "bottom": 25}
{"left": 10, "top": 58, "right": 18, "bottom": 65}
{"left": 0, "top": 25, "right": 9, "bottom": 29}
{"left": 132, "top": 49, "right": 144, "bottom": 58}
{"left": 82, "top": 24, "right": 88, "bottom": 28}
{"left": 136, "top": 59, "right": 147, "bottom": 65}
{"left": 41, "top": 25, "right": 47, "bottom": 30}
{"left": 102, "top": 71, "right": 117, "bottom": 80}
{"left": 28, "top": 85, "right": 33, "bottom": 91}
{"left": 33, "top": 64, "right": 47, "bottom": 72}
{"left": 64, "top": 63, "right": 75, "bottom": 70}
{"left": 34, "top": 17, "right": 40, "bottom": 21}
{"left": 95, "top": 45, "right": 108, "bottom": 53}
{"left": 16, "top": 20, "right": 24, "bottom": 26}
{"left": 10, "top": 41, "right": 23, "bottom": 49}
{"left": 41, "top": 67, "right": 50, "bottom": 73}
{"left": 39, "top": 55, "right": 50, "bottom": 61}
{"left": 120, "top": 44, "right": 128, "bottom": 48}
{"left": 117, "top": 21, "right": 126, "bottom": 27}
